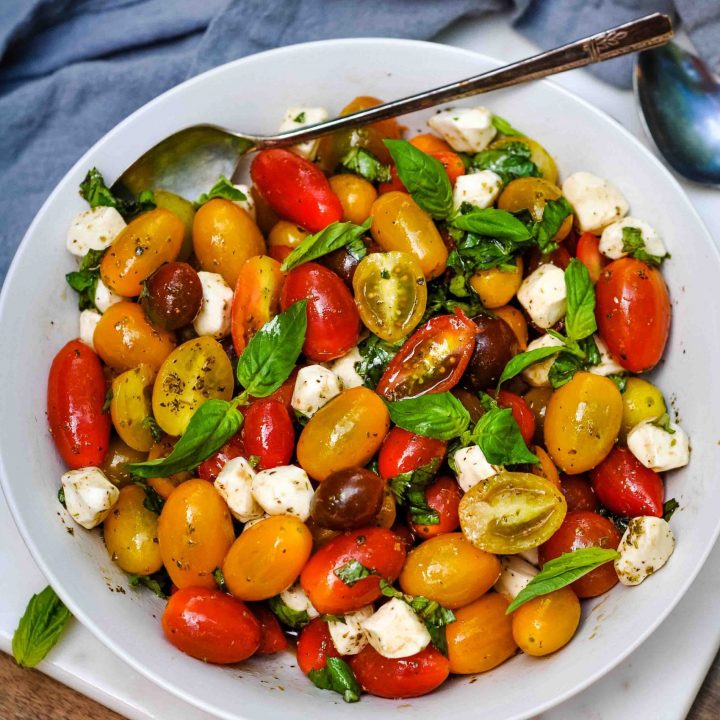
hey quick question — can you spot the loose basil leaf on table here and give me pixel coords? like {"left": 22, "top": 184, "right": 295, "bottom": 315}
{"left": 451, "top": 208, "right": 532, "bottom": 241}
{"left": 194, "top": 175, "right": 247, "bottom": 207}
{"left": 281, "top": 220, "right": 370, "bottom": 272}
{"left": 389, "top": 457, "right": 441, "bottom": 526}
{"left": 564, "top": 258, "right": 597, "bottom": 341}
{"left": 128, "top": 399, "right": 244, "bottom": 478}
{"left": 385, "top": 392, "right": 471, "bottom": 441}
{"left": 471, "top": 407, "right": 538, "bottom": 465}
{"left": 506, "top": 547, "right": 620, "bottom": 613}
{"left": 471, "top": 141, "right": 540, "bottom": 185}
{"left": 384, "top": 139, "right": 453, "bottom": 220}
{"left": 496, "top": 344, "right": 565, "bottom": 388}
{"left": 308, "top": 656, "right": 362, "bottom": 703}
{"left": 340, "top": 148, "right": 392, "bottom": 184}
{"left": 236, "top": 300, "right": 308, "bottom": 396}
{"left": 79, "top": 167, "right": 156, "bottom": 220}
{"left": 12, "top": 586, "right": 72, "bottom": 668}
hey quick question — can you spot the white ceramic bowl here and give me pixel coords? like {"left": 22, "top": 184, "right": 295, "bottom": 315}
{"left": 1, "top": 38, "right": 719, "bottom": 720}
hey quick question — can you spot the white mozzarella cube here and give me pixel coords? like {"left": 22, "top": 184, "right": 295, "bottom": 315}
{"left": 615, "top": 516, "right": 675, "bottom": 586}
{"left": 360, "top": 598, "right": 431, "bottom": 659}
{"left": 232, "top": 183, "right": 256, "bottom": 220}
{"left": 453, "top": 171, "right": 503, "bottom": 211}
{"left": 251, "top": 465, "right": 314, "bottom": 521}
{"left": 328, "top": 347, "right": 364, "bottom": 390}
{"left": 66, "top": 206, "right": 126, "bottom": 257}
{"left": 78, "top": 309, "right": 101, "bottom": 350}
{"left": 453, "top": 445, "right": 499, "bottom": 492}
{"left": 562, "top": 172, "right": 629, "bottom": 233}
{"left": 93, "top": 277, "right": 124, "bottom": 313}
{"left": 627, "top": 418, "right": 690, "bottom": 472}
{"left": 328, "top": 606, "right": 373, "bottom": 655}
{"left": 519, "top": 548, "right": 539, "bottom": 566}
{"left": 280, "top": 583, "right": 320, "bottom": 620}
{"left": 291, "top": 365, "right": 342, "bottom": 418}
{"left": 214, "top": 457, "right": 264, "bottom": 523}
{"left": 278, "top": 106, "right": 329, "bottom": 161}
{"left": 589, "top": 335, "right": 624, "bottom": 377}
{"left": 61, "top": 467, "right": 119, "bottom": 530}
{"left": 193, "top": 271, "right": 232, "bottom": 339}
{"left": 599, "top": 217, "right": 666, "bottom": 260}
{"left": 494, "top": 556, "right": 539, "bottom": 599}
{"left": 427, "top": 106, "right": 497, "bottom": 153}
{"left": 521, "top": 333, "right": 564, "bottom": 387}
{"left": 517, "top": 264, "right": 567, "bottom": 329}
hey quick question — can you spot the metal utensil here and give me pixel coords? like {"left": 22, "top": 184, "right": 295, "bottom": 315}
{"left": 635, "top": 42, "right": 720, "bottom": 186}
{"left": 115, "top": 13, "right": 672, "bottom": 199}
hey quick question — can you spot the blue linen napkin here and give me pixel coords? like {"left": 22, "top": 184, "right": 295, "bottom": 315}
{"left": 1, "top": 0, "right": 717, "bottom": 284}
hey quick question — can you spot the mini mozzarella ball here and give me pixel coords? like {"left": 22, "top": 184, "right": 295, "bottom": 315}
{"left": 589, "top": 335, "right": 625, "bottom": 377}
{"left": 494, "top": 556, "right": 539, "bottom": 599}
{"left": 519, "top": 548, "right": 540, "bottom": 566}
{"left": 453, "top": 445, "right": 499, "bottom": 492}
{"left": 562, "top": 171, "right": 629, "bottom": 233}
{"left": 231, "top": 183, "right": 256, "bottom": 220}
{"left": 251, "top": 465, "right": 314, "bottom": 521}
{"left": 66, "top": 206, "right": 126, "bottom": 257}
{"left": 427, "top": 106, "right": 497, "bottom": 153}
{"left": 61, "top": 467, "right": 119, "bottom": 530}
{"left": 517, "top": 264, "right": 567, "bottom": 329}
{"left": 214, "top": 457, "right": 264, "bottom": 523}
{"left": 193, "top": 271, "right": 233, "bottom": 339}
{"left": 599, "top": 217, "right": 666, "bottom": 260}
{"left": 360, "top": 598, "right": 431, "bottom": 659}
{"left": 280, "top": 582, "right": 320, "bottom": 620}
{"left": 327, "top": 347, "right": 364, "bottom": 390}
{"left": 521, "top": 334, "right": 564, "bottom": 387}
{"left": 328, "top": 605, "right": 373, "bottom": 655}
{"left": 615, "top": 516, "right": 675, "bottom": 586}
{"left": 79, "top": 309, "right": 101, "bottom": 349}
{"left": 291, "top": 364, "right": 342, "bottom": 418}
{"left": 278, "top": 106, "right": 329, "bottom": 161}
{"left": 93, "top": 277, "right": 124, "bottom": 313}
{"left": 627, "top": 418, "right": 690, "bottom": 472}
{"left": 453, "top": 171, "right": 503, "bottom": 211}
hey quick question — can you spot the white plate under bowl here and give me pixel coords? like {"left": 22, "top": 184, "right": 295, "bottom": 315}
{"left": 1, "top": 39, "right": 718, "bottom": 720}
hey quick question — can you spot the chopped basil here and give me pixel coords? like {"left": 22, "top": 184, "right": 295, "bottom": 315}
{"left": 491, "top": 114, "right": 524, "bottom": 137}
{"left": 293, "top": 111, "right": 306, "bottom": 123}
{"left": 135, "top": 482, "right": 164, "bottom": 514}
{"left": 57, "top": 487, "right": 66, "bottom": 508}
{"left": 340, "top": 148, "right": 391, "bottom": 184}
{"left": 471, "top": 141, "right": 539, "bottom": 184}
{"left": 621, "top": 226, "right": 667, "bottom": 266}
{"left": 213, "top": 567, "right": 227, "bottom": 592}
{"left": 609, "top": 374, "right": 628, "bottom": 392}
{"left": 385, "top": 393, "right": 471, "bottom": 441}
{"left": 281, "top": 220, "right": 369, "bottom": 272}
{"left": 308, "top": 657, "right": 362, "bottom": 703}
{"left": 663, "top": 498, "right": 680, "bottom": 522}
{"left": 651, "top": 413, "right": 676, "bottom": 434}
{"left": 268, "top": 595, "right": 310, "bottom": 628}
{"left": 65, "top": 248, "right": 104, "bottom": 311}
{"left": 389, "top": 458, "right": 441, "bottom": 526}
{"left": 194, "top": 176, "right": 246, "bottom": 207}
{"left": 531, "top": 197, "right": 573, "bottom": 254}
{"left": 355, "top": 334, "right": 404, "bottom": 389}
{"left": 80, "top": 168, "right": 156, "bottom": 220}
{"left": 334, "top": 560, "right": 375, "bottom": 586}
{"left": 127, "top": 569, "right": 172, "bottom": 599}
{"left": 598, "top": 507, "right": 631, "bottom": 533}
{"left": 422, "top": 281, "right": 483, "bottom": 322}
{"left": 141, "top": 416, "right": 163, "bottom": 443}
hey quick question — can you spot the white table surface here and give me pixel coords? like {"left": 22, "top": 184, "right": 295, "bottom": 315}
{"left": 1, "top": 13, "right": 718, "bottom": 720}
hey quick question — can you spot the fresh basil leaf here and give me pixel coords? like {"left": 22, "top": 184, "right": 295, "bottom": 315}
{"left": 355, "top": 333, "right": 404, "bottom": 389}
{"left": 142, "top": 416, "right": 163, "bottom": 443}
{"left": 308, "top": 657, "right": 362, "bottom": 703}
{"left": 128, "top": 399, "right": 243, "bottom": 478}
{"left": 66, "top": 249, "right": 105, "bottom": 311}
{"left": 389, "top": 458, "right": 441, "bottom": 525}
{"left": 334, "top": 560, "right": 375, "bottom": 586}
{"left": 236, "top": 301, "right": 308, "bottom": 397}
{"left": 135, "top": 482, "right": 164, "bottom": 514}
{"left": 506, "top": 548, "right": 620, "bottom": 613}
{"left": 472, "top": 407, "right": 538, "bottom": 465}
{"left": 497, "top": 345, "right": 564, "bottom": 388}
{"left": 79, "top": 168, "right": 155, "bottom": 220}
{"left": 57, "top": 487, "right": 66, "bottom": 507}
{"left": 12, "top": 586, "right": 72, "bottom": 668}
{"left": 422, "top": 280, "right": 483, "bottom": 322}
{"left": 384, "top": 139, "right": 453, "bottom": 219}
{"left": 651, "top": 413, "right": 676, "bottom": 434}
{"left": 564, "top": 259, "right": 597, "bottom": 341}
{"left": 268, "top": 595, "right": 310, "bottom": 628}
{"left": 608, "top": 374, "right": 627, "bottom": 392}
{"left": 597, "top": 506, "right": 631, "bottom": 533}
{"left": 281, "top": 220, "right": 370, "bottom": 272}
{"left": 621, "top": 226, "right": 666, "bottom": 266}
{"left": 127, "top": 568, "right": 172, "bottom": 599}
{"left": 194, "top": 176, "right": 246, "bottom": 207}
{"left": 491, "top": 115, "right": 524, "bottom": 137}
{"left": 385, "top": 392, "right": 471, "bottom": 441}
{"left": 452, "top": 208, "right": 532, "bottom": 241}
{"left": 213, "top": 567, "right": 227, "bottom": 591}
{"left": 532, "top": 197, "right": 573, "bottom": 254}
{"left": 471, "top": 142, "right": 539, "bottom": 184}
{"left": 663, "top": 498, "right": 680, "bottom": 522}
{"left": 340, "top": 148, "right": 391, "bottom": 184}
{"left": 548, "top": 352, "right": 584, "bottom": 389}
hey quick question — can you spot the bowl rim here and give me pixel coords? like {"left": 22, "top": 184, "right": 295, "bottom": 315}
{"left": 1, "top": 36, "right": 719, "bottom": 720}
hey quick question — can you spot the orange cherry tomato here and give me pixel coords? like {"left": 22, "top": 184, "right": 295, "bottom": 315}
{"left": 100, "top": 208, "right": 184, "bottom": 297}
{"left": 410, "top": 134, "right": 452, "bottom": 154}
{"left": 300, "top": 528, "right": 407, "bottom": 614}
{"left": 297, "top": 618, "right": 342, "bottom": 674}
{"left": 595, "top": 257, "right": 671, "bottom": 373}
{"left": 162, "top": 587, "right": 261, "bottom": 664}
{"left": 328, "top": 174, "right": 378, "bottom": 225}
{"left": 432, "top": 150, "right": 465, "bottom": 185}
{"left": 376, "top": 310, "right": 476, "bottom": 400}
{"left": 531, "top": 446, "right": 561, "bottom": 489}
{"left": 575, "top": 231, "right": 607, "bottom": 283}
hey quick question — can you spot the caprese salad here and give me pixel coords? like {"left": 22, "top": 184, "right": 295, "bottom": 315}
{"left": 45, "top": 97, "right": 689, "bottom": 701}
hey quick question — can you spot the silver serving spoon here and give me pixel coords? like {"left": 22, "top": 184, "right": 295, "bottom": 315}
{"left": 114, "top": 13, "right": 672, "bottom": 200}
{"left": 635, "top": 41, "right": 720, "bottom": 186}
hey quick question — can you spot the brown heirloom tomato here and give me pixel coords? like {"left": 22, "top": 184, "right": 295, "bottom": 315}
{"left": 158, "top": 479, "right": 235, "bottom": 589}
{"left": 297, "top": 387, "right": 389, "bottom": 481}
{"left": 140, "top": 262, "right": 202, "bottom": 330}
{"left": 595, "top": 257, "right": 671, "bottom": 372}
{"left": 281, "top": 263, "right": 360, "bottom": 361}
{"left": 460, "top": 313, "right": 519, "bottom": 392}
{"left": 162, "top": 587, "right": 261, "bottom": 664}
{"left": 411, "top": 476, "right": 462, "bottom": 538}
{"left": 100, "top": 208, "right": 184, "bottom": 297}
{"left": 540, "top": 511, "right": 621, "bottom": 598}
{"left": 297, "top": 618, "right": 342, "bottom": 674}
{"left": 559, "top": 474, "right": 598, "bottom": 513}
{"left": 192, "top": 199, "right": 266, "bottom": 287}
{"left": 47, "top": 340, "right": 110, "bottom": 469}
{"left": 300, "top": 528, "right": 406, "bottom": 614}
{"left": 376, "top": 310, "right": 476, "bottom": 400}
